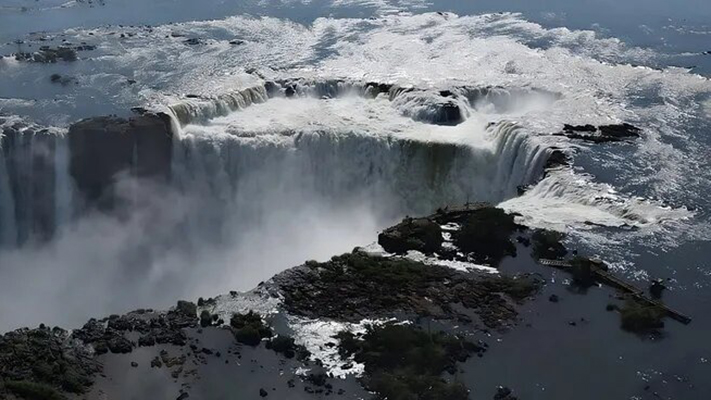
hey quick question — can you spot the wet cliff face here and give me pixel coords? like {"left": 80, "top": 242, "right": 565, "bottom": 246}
{"left": 68, "top": 113, "right": 173, "bottom": 212}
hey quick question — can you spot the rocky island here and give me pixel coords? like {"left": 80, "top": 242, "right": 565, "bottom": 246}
{"left": 0, "top": 204, "right": 683, "bottom": 400}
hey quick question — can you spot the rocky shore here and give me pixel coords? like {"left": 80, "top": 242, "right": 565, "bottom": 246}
{"left": 0, "top": 204, "right": 683, "bottom": 400}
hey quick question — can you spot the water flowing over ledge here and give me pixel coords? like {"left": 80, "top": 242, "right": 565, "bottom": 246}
{"left": 1, "top": 80, "right": 554, "bottom": 248}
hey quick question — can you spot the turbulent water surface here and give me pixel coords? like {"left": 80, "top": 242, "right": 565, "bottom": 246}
{"left": 1, "top": 1, "right": 710, "bottom": 398}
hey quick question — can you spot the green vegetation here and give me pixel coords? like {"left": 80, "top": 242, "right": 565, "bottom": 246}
{"left": 281, "top": 250, "right": 540, "bottom": 327}
{"left": 0, "top": 327, "right": 96, "bottom": 397}
{"left": 336, "top": 323, "right": 478, "bottom": 400}
{"left": 311, "top": 252, "right": 451, "bottom": 294}
{"left": 265, "top": 335, "right": 310, "bottom": 360}
{"left": 569, "top": 256, "right": 596, "bottom": 287}
{"left": 530, "top": 230, "right": 567, "bottom": 260}
{"left": 2, "top": 380, "right": 67, "bottom": 400}
{"left": 176, "top": 300, "right": 197, "bottom": 317}
{"left": 453, "top": 208, "right": 519, "bottom": 266}
{"left": 492, "top": 276, "right": 541, "bottom": 301}
{"left": 619, "top": 300, "right": 665, "bottom": 333}
{"left": 230, "top": 311, "right": 272, "bottom": 346}
{"left": 200, "top": 310, "right": 213, "bottom": 328}
{"left": 378, "top": 217, "right": 443, "bottom": 255}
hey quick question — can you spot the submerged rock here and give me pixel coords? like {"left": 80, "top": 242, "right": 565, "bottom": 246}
{"left": 544, "top": 149, "right": 569, "bottom": 170}
{"left": 494, "top": 386, "right": 519, "bottom": 400}
{"left": 183, "top": 38, "right": 203, "bottom": 46}
{"left": 49, "top": 73, "right": 78, "bottom": 86}
{"left": 14, "top": 46, "right": 77, "bottom": 63}
{"left": 430, "top": 100, "right": 464, "bottom": 125}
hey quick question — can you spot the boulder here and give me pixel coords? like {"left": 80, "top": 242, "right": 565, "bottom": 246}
{"left": 176, "top": 300, "right": 197, "bottom": 317}
{"left": 431, "top": 101, "right": 463, "bottom": 125}
{"left": 364, "top": 82, "right": 393, "bottom": 98}
{"left": 200, "top": 310, "right": 213, "bottom": 328}
{"left": 544, "top": 149, "right": 569, "bottom": 170}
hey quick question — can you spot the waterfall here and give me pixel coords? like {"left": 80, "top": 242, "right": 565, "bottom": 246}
{"left": 0, "top": 81, "right": 555, "bottom": 248}
{"left": 0, "top": 147, "right": 17, "bottom": 247}
{"left": 170, "top": 118, "right": 549, "bottom": 241}
{"left": 167, "top": 86, "right": 270, "bottom": 127}
{"left": 0, "top": 118, "right": 70, "bottom": 246}
{"left": 490, "top": 121, "right": 551, "bottom": 198}
{"left": 54, "top": 134, "right": 74, "bottom": 230}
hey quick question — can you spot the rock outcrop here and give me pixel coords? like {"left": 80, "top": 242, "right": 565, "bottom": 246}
{"left": 1, "top": 204, "right": 680, "bottom": 400}
{"left": 558, "top": 123, "right": 642, "bottom": 143}
{"left": 274, "top": 250, "right": 540, "bottom": 327}
{"left": 378, "top": 217, "right": 443, "bottom": 254}
{"left": 68, "top": 113, "right": 173, "bottom": 210}
{"left": 14, "top": 46, "right": 78, "bottom": 63}
{"left": 0, "top": 325, "right": 100, "bottom": 397}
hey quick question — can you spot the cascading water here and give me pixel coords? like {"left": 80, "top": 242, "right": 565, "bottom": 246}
{"left": 168, "top": 86, "right": 270, "bottom": 127}
{"left": 164, "top": 80, "right": 553, "bottom": 243}
{"left": 0, "top": 118, "right": 73, "bottom": 247}
{"left": 0, "top": 148, "right": 17, "bottom": 246}
{"left": 0, "top": 79, "right": 553, "bottom": 250}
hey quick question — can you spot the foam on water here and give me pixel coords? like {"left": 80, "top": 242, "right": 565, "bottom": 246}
{"left": 500, "top": 168, "right": 693, "bottom": 232}
{"left": 1, "top": 11, "right": 707, "bottom": 240}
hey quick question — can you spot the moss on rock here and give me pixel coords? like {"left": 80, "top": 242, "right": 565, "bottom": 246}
{"left": 378, "top": 217, "right": 443, "bottom": 255}
{"left": 453, "top": 208, "right": 520, "bottom": 266}
{"left": 2, "top": 380, "right": 67, "bottom": 400}
{"left": 230, "top": 311, "right": 272, "bottom": 346}
{"left": 619, "top": 300, "right": 666, "bottom": 333}
{"left": 0, "top": 326, "right": 98, "bottom": 397}
{"left": 336, "top": 323, "right": 478, "bottom": 399}
{"left": 278, "top": 251, "right": 540, "bottom": 328}
{"left": 265, "top": 335, "right": 310, "bottom": 360}
{"left": 531, "top": 230, "right": 567, "bottom": 260}
{"left": 176, "top": 300, "right": 197, "bottom": 317}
